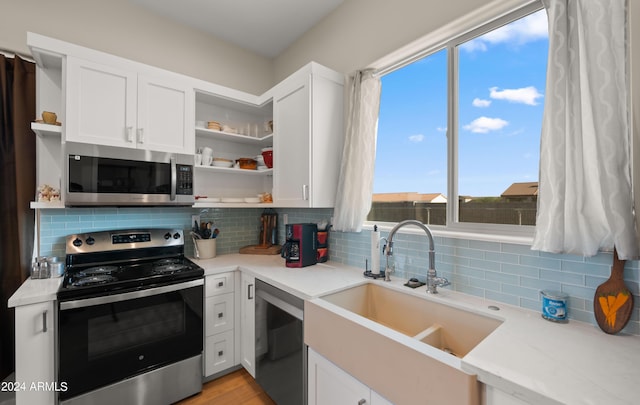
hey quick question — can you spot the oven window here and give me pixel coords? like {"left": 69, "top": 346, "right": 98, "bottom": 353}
{"left": 87, "top": 301, "right": 184, "bottom": 359}
{"left": 59, "top": 285, "right": 203, "bottom": 401}
{"left": 68, "top": 155, "right": 171, "bottom": 194}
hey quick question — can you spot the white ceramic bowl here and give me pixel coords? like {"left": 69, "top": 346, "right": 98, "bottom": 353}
{"left": 212, "top": 159, "right": 233, "bottom": 168}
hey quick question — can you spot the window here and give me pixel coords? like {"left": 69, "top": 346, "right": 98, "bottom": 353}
{"left": 369, "top": 5, "right": 548, "bottom": 234}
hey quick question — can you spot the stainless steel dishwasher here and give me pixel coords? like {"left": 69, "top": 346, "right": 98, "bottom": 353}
{"left": 255, "top": 279, "right": 306, "bottom": 405}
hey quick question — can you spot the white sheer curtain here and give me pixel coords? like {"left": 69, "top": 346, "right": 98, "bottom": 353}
{"left": 532, "top": 0, "right": 639, "bottom": 259}
{"left": 332, "top": 70, "right": 381, "bottom": 232}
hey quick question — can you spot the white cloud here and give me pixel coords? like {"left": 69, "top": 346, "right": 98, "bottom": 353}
{"left": 461, "top": 10, "right": 548, "bottom": 52}
{"left": 463, "top": 117, "right": 508, "bottom": 133}
{"left": 489, "top": 86, "right": 543, "bottom": 105}
{"left": 472, "top": 98, "right": 491, "bottom": 108}
{"left": 436, "top": 127, "right": 447, "bottom": 132}
{"left": 408, "top": 134, "right": 425, "bottom": 143}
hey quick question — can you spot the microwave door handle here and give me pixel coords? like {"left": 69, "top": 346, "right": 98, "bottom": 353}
{"left": 170, "top": 156, "right": 177, "bottom": 201}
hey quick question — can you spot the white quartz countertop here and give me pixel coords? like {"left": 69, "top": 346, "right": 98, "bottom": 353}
{"left": 8, "top": 276, "right": 62, "bottom": 307}
{"left": 9, "top": 253, "right": 640, "bottom": 404}
{"left": 192, "top": 254, "right": 367, "bottom": 299}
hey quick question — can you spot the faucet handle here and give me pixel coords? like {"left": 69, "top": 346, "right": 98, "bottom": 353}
{"left": 435, "top": 276, "right": 450, "bottom": 287}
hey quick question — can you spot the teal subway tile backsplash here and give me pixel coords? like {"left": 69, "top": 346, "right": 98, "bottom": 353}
{"left": 34, "top": 206, "right": 640, "bottom": 335}
{"left": 38, "top": 206, "right": 265, "bottom": 258}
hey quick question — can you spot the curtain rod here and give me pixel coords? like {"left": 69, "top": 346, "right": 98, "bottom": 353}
{"left": 0, "top": 48, "right": 35, "bottom": 63}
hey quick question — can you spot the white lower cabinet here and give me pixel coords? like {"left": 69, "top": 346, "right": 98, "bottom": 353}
{"left": 204, "top": 272, "right": 236, "bottom": 377}
{"left": 239, "top": 273, "right": 256, "bottom": 377}
{"left": 205, "top": 330, "right": 235, "bottom": 376}
{"left": 14, "top": 300, "right": 56, "bottom": 405}
{"left": 308, "top": 348, "right": 393, "bottom": 405}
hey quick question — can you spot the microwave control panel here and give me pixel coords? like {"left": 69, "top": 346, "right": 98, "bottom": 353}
{"left": 176, "top": 164, "right": 193, "bottom": 195}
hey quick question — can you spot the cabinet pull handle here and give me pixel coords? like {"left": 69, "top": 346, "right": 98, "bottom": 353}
{"left": 126, "top": 126, "right": 134, "bottom": 142}
{"left": 137, "top": 128, "right": 144, "bottom": 144}
{"left": 302, "top": 184, "right": 309, "bottom": 200}
{"left": 218, "top": 281, "right": 224, "bottom": 287}
{"left": 42, "top": 310, "right": 47, "bottom": 333}
{"left": 357, "top": 400, "right": 366, "bottom": 405}
{"left": 218, "top": 350, "right": 224, "bottom": 356}
{"left": 218, "top": 312, "right": 224, "bottom": 318}
{"left": 248, "top": 284, "right": 254, "bottom": 300}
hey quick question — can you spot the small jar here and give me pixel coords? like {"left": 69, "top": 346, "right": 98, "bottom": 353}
{"left": 32, "top": 256, "right": 50, "bottom": 279}
{"left": 541, "top": 290, "right": 568, "bottom": 322}
{"left": 47, "top": 257, "right": 65, "bottom": 277}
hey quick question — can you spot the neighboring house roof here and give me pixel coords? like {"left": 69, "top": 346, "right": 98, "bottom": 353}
{"left": 501, "top": 182, "right": 539, "bottom": 198}
{"left": 372, "top": 192, "right": 447, "bottom": 203}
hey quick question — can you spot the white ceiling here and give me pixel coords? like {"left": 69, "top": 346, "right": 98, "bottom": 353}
{"left": 131, "top": 0, "right": 345, "bottom": 58}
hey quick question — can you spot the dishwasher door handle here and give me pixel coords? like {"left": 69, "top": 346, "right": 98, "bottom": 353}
{"left": 256, "top": 288, "right": 303, "bottom": 320}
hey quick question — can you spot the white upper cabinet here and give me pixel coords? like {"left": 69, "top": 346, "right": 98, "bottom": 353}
{"left": 29, "top": 33, "right": 345, "bottom": 208}
{"left": 272, "top": 63, "right": 345, "bottom": 208}
{"left": 66, "top": 56, "right": 194, "bottom": 154}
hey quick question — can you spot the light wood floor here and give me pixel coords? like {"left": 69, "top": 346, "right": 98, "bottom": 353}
{"left": 176, "top": 368, "right": 276, "bottom": 405}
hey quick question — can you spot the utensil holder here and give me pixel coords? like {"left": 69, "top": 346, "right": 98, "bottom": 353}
{"left": 195, "top": 239, "right": 217, "bottom": 259}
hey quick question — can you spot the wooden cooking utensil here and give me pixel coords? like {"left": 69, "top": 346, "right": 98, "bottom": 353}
{"left": 593, "top": 247, "right": 634, "bottom": 334}
{"left": 239, "top": 211, "right": 281, "bottom": 255}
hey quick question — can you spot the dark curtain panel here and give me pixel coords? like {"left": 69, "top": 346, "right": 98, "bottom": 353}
{"left": 0, "top": 55, "right": 36, "bottom": 380}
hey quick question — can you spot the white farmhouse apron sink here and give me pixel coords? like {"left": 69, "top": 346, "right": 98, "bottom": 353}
{"left": 305, "top": 282, "right": 503, "bottom": 404}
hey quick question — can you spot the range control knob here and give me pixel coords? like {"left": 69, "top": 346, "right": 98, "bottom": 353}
{"left": 173, "top": 232, "right": 181, "bottom": 240}
{"left": 86, "top": 236, "right": 95, "bottom": 245}
{"left": 164, "top": 232, "right": 172, "bottom": 240}
{"left": 72, "top": 238, "right": 83, "bottom": 247}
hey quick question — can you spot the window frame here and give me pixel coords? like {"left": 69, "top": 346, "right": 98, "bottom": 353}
{"left": 365, "top": 0, "right": 545, "bottom": 243}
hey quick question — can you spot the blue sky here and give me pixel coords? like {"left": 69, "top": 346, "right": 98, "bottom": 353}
{"left": 374, "top": 10, "right": 549, "bottom": 197}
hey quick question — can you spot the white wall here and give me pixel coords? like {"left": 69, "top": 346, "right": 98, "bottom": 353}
{"left": 273, "top": 0, "right": 488, "bottom": 81}
{"left": 0, "top": 0, "right": 273, "bottom": 94}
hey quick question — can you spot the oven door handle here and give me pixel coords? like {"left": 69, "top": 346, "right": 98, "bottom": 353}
{"left": 59, "top": 278, "right": 204, "bottom": 310}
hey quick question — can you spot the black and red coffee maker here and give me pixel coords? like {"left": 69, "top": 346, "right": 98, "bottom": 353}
{"left": 282, "top": 223, "right": 317, "bottom": 267}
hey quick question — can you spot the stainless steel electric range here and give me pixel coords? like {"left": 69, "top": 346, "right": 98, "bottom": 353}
{"left": 57, "top": 228, "right": 204, "bottom": 405}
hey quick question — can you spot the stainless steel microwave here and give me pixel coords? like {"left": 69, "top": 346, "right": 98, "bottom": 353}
{"left": 64, "top": 142, "right": 194, "bottom": 206}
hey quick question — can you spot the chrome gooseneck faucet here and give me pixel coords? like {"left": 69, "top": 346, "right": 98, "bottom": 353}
{"left": 384, "top": 219, "right": 449, "bottom": 294}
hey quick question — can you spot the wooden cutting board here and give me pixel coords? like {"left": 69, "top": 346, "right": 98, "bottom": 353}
{"left": 593, "top": 247, "right": 634, "bottom": 334}
{"left": 239, "top": 244, "right": 282, "bottom": 255}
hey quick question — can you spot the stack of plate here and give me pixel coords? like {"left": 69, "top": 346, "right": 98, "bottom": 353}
{"left": 207, "top": 121, "right": 222, "bottom": 131}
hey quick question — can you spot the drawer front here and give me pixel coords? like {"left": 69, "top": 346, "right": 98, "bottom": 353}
{"left": 205, "top": 292, "right": 235, "bottom": 336}
{"left": 205, "top": 330, "right": 235, "bottom": 376}
{"left": 205, "top": 272, "right": 235, "bottom": 297}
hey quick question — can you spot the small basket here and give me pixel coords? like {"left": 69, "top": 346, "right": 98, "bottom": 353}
{"left": 237, "top": 158, "right": 257, "bottom": 170}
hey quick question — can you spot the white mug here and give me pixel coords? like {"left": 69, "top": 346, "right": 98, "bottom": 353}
{"left": 202, "top": 155, "right": 213, "bottom": 166}
{"left": 202, "top": 146, "right": 213, "bottom": 157}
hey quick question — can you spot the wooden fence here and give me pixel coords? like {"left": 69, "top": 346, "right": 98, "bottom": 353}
{"left": 367, "top": 201, "right": 537, "bottom": 226}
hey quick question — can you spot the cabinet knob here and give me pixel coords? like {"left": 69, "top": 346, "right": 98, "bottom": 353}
{"left": 218, "top": 350, "right": 224, "bottom": 357}
{"left": 137, "top": 128, "right": 144, "bottom": 144}
{"left": 126, "top": 126, "right": 134, "bottom": 142}
{"left": 42, "top": 310, "right": 48, "bottom": 333}
{"left": 358, "top": 400, "right": 366, "bottom": 405}
{"left": 218, "top": 281, "right": 224, "bottom": 287}
{"left": 218, "top": 312, "right": 224, "bottom": 318}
